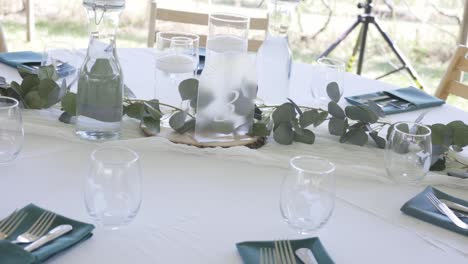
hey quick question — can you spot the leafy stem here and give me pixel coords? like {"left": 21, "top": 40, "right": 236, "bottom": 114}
{"left": 124, "top": 98, "right": 195, "bottom": 118}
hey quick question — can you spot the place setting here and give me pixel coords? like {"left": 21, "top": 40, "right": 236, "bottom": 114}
{"left": 0, "top": 0, "right": 468, "bottom": 263}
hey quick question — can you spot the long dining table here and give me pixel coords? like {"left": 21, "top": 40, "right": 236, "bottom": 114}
{"left": 1, "top": 48, "right": 467, "bottom": 263}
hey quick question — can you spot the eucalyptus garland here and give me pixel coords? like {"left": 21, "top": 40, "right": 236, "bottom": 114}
{"left": 2, "top": 66, "right": 467, "bottom": 172}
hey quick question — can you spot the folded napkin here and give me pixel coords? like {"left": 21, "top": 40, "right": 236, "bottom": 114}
{"left": 0, "top": 51, "right": 42, "bottom": 68}
{"left": 0, "top": 204, "right": 94, "bottom": 264}
{"left": 401, "top": 186, "right": 468, "bottom": 236}
{"left": 236, "top": 237, "right": 334, "bottom": 264}
{"left": 0, "top": 51, "right": 76, "bottom": 78}
{"left": 345, "top": 86, "right": 445, "bottom": 115}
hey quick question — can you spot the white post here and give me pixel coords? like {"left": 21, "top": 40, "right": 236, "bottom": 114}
{"left": 460, "top": 0, "right": 468, "bottom": 45}
{"left": 26, "top": 0, "right": 35, "bottom": 42}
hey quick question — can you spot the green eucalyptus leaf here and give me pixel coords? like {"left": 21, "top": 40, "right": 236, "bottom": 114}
{"left": 169, "top": 111, "right": 187, "bottom": 130}
{"left": 326, "top": 82, "right": 341, "bottom": 103}
{"left": 272, "top": 103, "right": 296, "bottom": 125}
{"left": 287, "top": 98, "right": 303, "bottom": 117}
{"left": 367, "top": 100, "right": 386, "bottom": 118}
{"left": 453, "top": 124, "right": 468, "bottom": 147}
{"left": 273, "top": 123, "right": 294, "bottom": 145}
{"left": 144, "top": 102, "right": 163, "bottom": 120}
{"left": 345, "top": 105, "right": 378, "bottom": 123}
{"left": 369, "top": 132, "right": 386, "bottom": 149}
{"left": 299, "top": 109, "right": 318, "bottom": 128}
{"left": 386, "top": 124, "right": 395, "bottom": 141}
{"left": 179, "top": 78, "right": 198, "bottom": 101}
{"left": 20, "top": 75, "right": 40, "bottom": 95}
{"left": 38, "top": 65, "right": 59, "bottom": 81}
{"left": 314, "top": 111, "right": 328, "bottom": 127}
{"left": 126, "top": 103, "right": 145, "bottom": 120}
{"left": 176, "top": 119, "right": 196, "bottom": 134}
{"left": 24, "top": 91, "right": 45, "bottom": 109}
{"left": 58, "top": 112, "right": 76, "bottom": 124}
{"left": 328, "top": 101, "right": 345, "bottom": 119}
{"left": 142, "top": 116, "right": 160, "bottom": 134}
{"left": 343, "top": 128, "right": 368, "bottom": 146}
{"left": 292, "top": 118, "right": 303, "bottom": 135}
{"left": 10, "top": 81, "right": 23, "bottom": 97}
{"left": 294, "top": 129, "right": 315, "bottom": 144}
{"left": 328, "top": 117, "right": 347, "bottom": 136}
{"left": 250, "top": 122, "right": 270, "bottom": 137}
{"left": 61, "top": 92, "right": 77, "bottom": 116}
{"left": 430, "top": 157, "right": 446, "bottom": 171}
{"left": 38, "top": 79, "right": 60, "bottom": 102}
{"left": 430, "top": 124, "right": 452, "bottom": 145}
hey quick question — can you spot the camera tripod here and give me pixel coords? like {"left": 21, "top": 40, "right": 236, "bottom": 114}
{"left": 318, "top": 0, "right": 425, "bottom": 90}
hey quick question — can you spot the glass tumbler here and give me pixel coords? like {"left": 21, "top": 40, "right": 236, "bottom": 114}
{"left": 0, "top": 97, "right": 24, "bottom": 163}
{"left": 280, "top": 156, "right": 336, "bottom": 235}
{"left": 42, "top": 41, "right": 79, "bottom": 93}
{"left": 206, "top": 13, "right": 249, "bottom": 55}
{"left": 312, "top": 57, "right": 345, "bottom": 109}
{"left": 385, "top": 122, "right": 432, "bottom": 184}
{"left": 154, "top": 32, "right": 199, "bottom": 106}
{"left": 84, "top": 147, "right": 142, "bottom": 229}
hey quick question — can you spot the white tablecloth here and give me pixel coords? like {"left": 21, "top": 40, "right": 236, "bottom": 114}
{"left": 1, "top": 49, "right": 467, "bottom": 264}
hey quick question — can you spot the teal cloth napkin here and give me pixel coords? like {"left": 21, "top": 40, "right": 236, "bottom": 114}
{"left": 0, "top": 204, "right": 94, "bottom": 263}
{"left": 401, "top": 186, "right": 468, "bottom": 236}
{"left": 0, "top": 51, "right": 42, "bottom": 68}
{"left": 236, "top": 237, "right": 334, "bottom": 264}
{"left": 345, "top": 86, "right": 445, "bottom": 115}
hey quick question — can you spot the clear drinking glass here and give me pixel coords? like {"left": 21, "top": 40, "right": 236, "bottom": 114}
{"left": 84, "top": 147, "right": 142, "bottom": 229}
{"left": 154, "top": 32, "right": 199, "bottom": 106}
{"left": 0, "top": 97, "right": 24, "bottom": 163}
{"left": 42, "top": 41, "right": 80, "bottom": 93}
{"left": 312, "top": 57, "right": 345, "bottom": 108}
{"left": 385, "top": 122, "right": 432, "bottom": 184}
{"left": 206, "top": 13, "right": 249, "bottom": 55}
{"left": 280, "top": 156, "right": 336, "bottom": 235}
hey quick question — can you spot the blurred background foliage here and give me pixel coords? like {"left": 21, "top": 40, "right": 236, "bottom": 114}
{"left": 0, "top": 0, "right": 467, "bottom": 110}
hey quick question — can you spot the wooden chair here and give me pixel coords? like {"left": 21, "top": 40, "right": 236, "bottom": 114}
{"left": 435, "top": 45, "right": 468, "bottom": 100}
{"left": 147, "top": 1, "right": 268, "bottom": 52}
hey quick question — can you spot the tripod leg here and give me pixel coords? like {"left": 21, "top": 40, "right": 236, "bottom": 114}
{"left": 371, "top": 20, "right": 426, "bottom": 90}
{"left": 346, "top": 26, "right": 364, "bottom": 72}
{"left": 356, "top": 19, "right": 370, "bottom": 75}
{"left": 318, "top": 19, "right": 361, "bottom": 59}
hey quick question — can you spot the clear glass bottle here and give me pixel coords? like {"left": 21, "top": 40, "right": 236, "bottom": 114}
{"left": 256, "top": 0, "right": 299, "bottom": 105}
{"left": 76, "top": 0, "right": 125, "bottom": 140}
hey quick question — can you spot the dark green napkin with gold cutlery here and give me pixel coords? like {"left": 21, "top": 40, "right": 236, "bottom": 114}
{"left": 401, "top": 186, "right": 468, "bottom": 236}
{"left": 0, "top": 204, "right": 94, "bottom": 264}
{"left": 236, "top": 237, "right": 334, "bottom": 264}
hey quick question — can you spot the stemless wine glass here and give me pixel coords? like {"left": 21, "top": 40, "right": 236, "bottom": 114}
{"left": 312, "top": 57, "right": 345, "bottom": 109}
{"left": 42, "top": 41, "right": 80, "bottom": 93}
{"left": 154, "top": 32, "right": 199, "bottom": 106}
{"left": 84, "top": 147, "right": 142, "bottom": 229}
{"left": 280, "top": 156, "right": 336, "bottom": 235}
{"left": 385, "top": 122, "right": 432, "bottom": 184}
{"left": 0, "top": 96, "right": 24, "bottom": 163}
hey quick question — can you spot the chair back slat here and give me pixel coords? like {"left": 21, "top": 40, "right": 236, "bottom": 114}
{"left": 157, "top": 8, "right": 209, "bottom": 26}
{"left": 147, "top": 2, "right": 268, "bottom": 52}
{"left": 447, "top": 80, "right": 468, "bottom": 99}
{"left": 435, "top": 45, "right": 468, "bottom": 100}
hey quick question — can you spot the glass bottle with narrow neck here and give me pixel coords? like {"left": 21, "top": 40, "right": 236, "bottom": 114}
{"left": 256, "top": 0, "right": 298, "bottom": 105}
{"left": 76, "top": 0, "right": 125, "bottom": 141}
